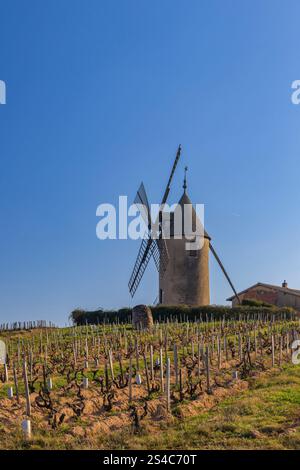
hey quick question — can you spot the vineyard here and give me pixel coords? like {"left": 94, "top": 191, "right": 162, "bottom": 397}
{"left": 0, "top": 312, "right": 300, "bottom": 450}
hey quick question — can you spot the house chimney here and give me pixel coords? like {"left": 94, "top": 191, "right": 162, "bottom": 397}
{"left": 282, "top": 280, "right": 288, "bottom": 288}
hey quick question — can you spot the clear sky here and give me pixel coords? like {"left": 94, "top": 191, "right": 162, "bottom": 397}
{"left": 0, "top": 0, "right": 300, "bottom": 326}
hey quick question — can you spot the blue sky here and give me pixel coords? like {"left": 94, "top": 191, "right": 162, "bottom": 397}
{"left": 0, "top": 0, "right": 300, "bottom": 325}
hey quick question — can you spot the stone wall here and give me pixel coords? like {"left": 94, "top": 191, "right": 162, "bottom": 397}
{"left": 159, "top": 236, "right": 210, "bottom": 306}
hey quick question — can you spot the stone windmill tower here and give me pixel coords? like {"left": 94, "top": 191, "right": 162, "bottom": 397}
{"left": 158, "top": 168, "right": 211, "bottom": 305}
{"left": 128, "top": 146, "right": 240, "bottom": 306}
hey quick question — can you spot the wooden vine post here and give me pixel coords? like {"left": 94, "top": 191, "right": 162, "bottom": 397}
{"left": 150, "top": 345, "right": 154, "bottom": 381}
{"left": 166, "top": 357, "right": 171, "bottom": 413}
{"left": 128, "top": 355, "right": 133, "bottom": 403}
{"left": 271, "top": 334, "right": 275, "bottom": 367}
{"left": 22, "top": 359, "right": 31, "bottom": 417}
{"left": 173, "top": 344, "right": 178, "bottom": 385}
{"left": 160, "top": 348, "right": 164, "bottom": 393}
{"left": 13, "top": 364, "right": 19, "bottom": 403}
{"left": 205, "top": 346, "right": 211, "bottom": 394}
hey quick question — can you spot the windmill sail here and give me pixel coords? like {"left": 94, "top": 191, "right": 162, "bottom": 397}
{"left": 161, "top": 145, "right": 181, "bottom": 205}
{"left": 128, "top": 145, "right": 181, "bottom": 297}
{"left": 134, "top": 182, "right": 151, "bottom": 227}
{"left": 128, "top": 235, "right": 155, "bottom": 297}
{"left": 209, "top": 242, "right": 240, "bottom": 304}
{"left": 128, "top": 235, "right": 170, "bottom": 297}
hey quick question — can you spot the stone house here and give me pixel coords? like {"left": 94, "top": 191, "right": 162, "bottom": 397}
{"left": 227, "top": 280, "right": 300, "bottom": 311}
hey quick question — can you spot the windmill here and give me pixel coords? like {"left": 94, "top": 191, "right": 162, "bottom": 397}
{"left": 128, "top": 145, "right": 240, "bottom": 305}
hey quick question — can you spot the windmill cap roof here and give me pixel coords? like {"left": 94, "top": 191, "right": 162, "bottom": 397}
{"left": 178, "top": 190, "right": 211, "bottom": 240}
{"left": 162, "top": 190, "right": 211, "bottom": 239}
{"left": 178, "top": 191, "right": 193, "bottom": 207}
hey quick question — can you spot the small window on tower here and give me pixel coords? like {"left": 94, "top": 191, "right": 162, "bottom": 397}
{"left": 189, "top": 250, "right": 198, "bottom": 258}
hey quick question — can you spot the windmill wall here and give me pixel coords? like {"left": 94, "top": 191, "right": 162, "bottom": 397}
{"left": 159, "top": 236, "right": 210, "bottom": 306}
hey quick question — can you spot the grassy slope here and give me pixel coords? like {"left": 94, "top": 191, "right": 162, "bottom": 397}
{"left": 2, "top": 363, "right": 299, "bottom": 450}
{"left": 107, "top": 364, "right": 300, "bottom": 450}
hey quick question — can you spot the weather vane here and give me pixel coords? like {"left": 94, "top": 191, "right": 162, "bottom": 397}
{"left": 183, "top": 166, "right": 188, "bottom": 192}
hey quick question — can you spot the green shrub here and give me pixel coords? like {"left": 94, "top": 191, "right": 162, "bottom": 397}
{"left": 241, "top": 298, "right": 274, "bottom": 308}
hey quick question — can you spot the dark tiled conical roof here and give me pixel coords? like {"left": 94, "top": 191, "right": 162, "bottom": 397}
{"left": 163, "top": 190, "right": 211, "bottom": 239}
{"left": 178, "top": 191, "right": 211, "bottom": 240}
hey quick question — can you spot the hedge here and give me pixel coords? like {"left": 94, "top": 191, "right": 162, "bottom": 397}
{"left": 70, "top": 304, "right": 297, "bottom": 326}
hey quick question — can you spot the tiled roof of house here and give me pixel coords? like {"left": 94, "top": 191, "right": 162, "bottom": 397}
{"left": 226, "top": 282, "right": 300, "bottom": 301}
